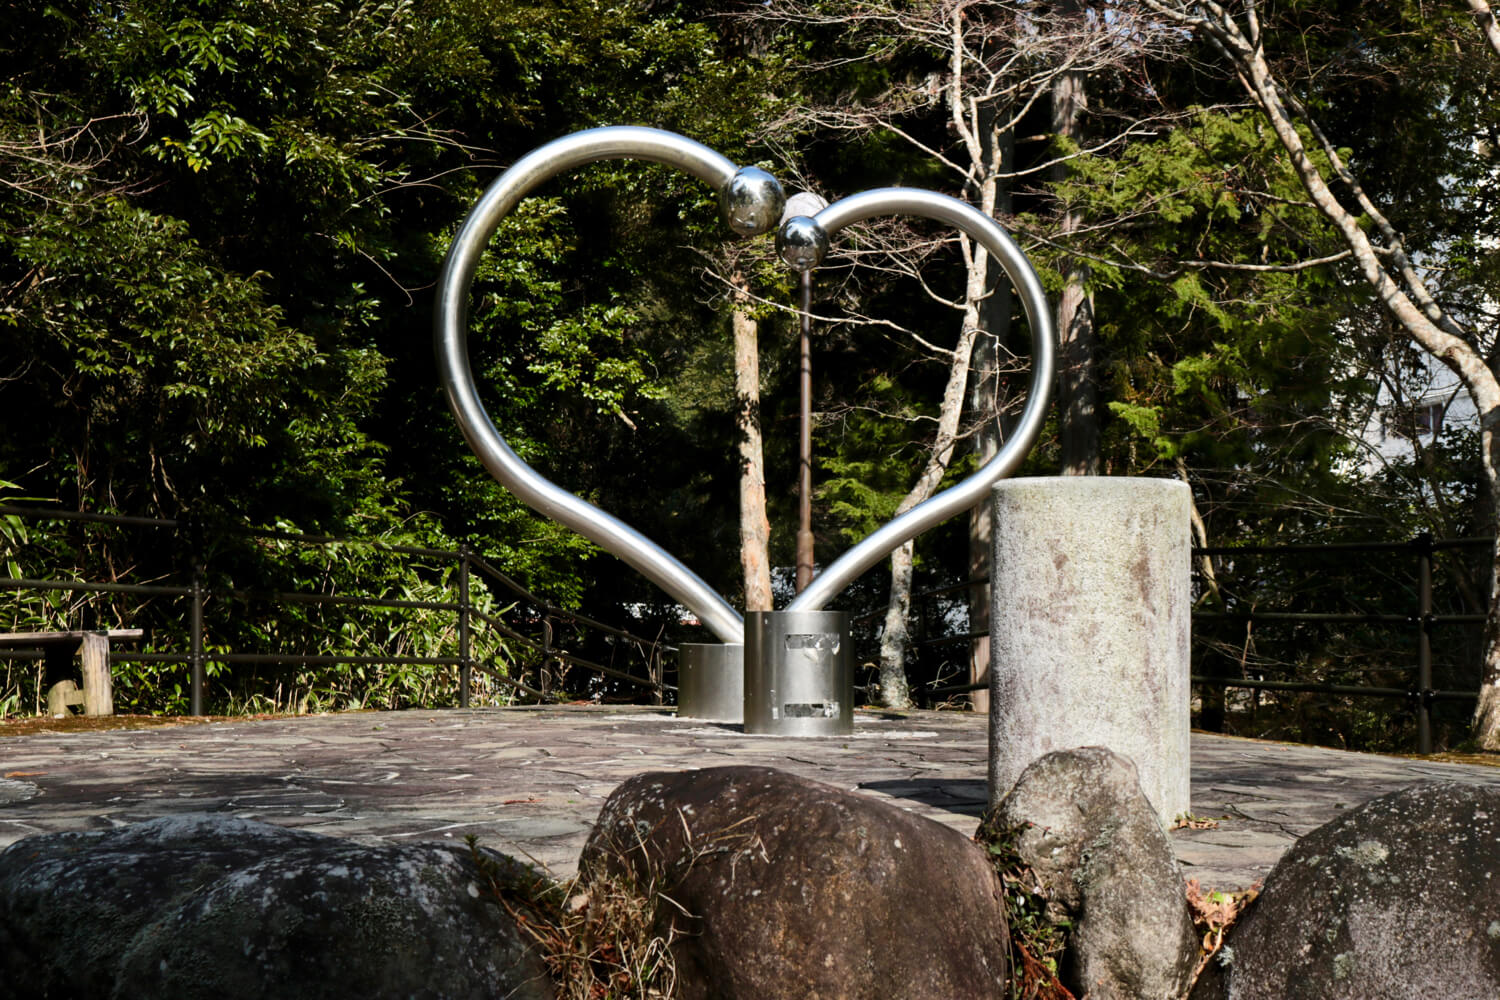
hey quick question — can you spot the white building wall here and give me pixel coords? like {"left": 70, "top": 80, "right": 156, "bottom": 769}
{"left": 1358, "top": 352, "right": 1479, "bottom": 473}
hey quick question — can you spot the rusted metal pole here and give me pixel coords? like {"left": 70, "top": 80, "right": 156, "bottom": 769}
{"left": 796, "top": 269, "right": 815, "bottom": 593}
{"left": 189, "top": 563, "right": 204, "bottom": 716}
{"left": 458, "top": 542, "right": 472, "bottom": 709}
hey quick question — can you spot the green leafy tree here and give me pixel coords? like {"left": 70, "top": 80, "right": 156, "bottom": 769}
{"left": 1133, "top": 0, "right": 1500, "bottom": 746}
{"left": 1, "top": 0, "right": 822, "bottom": 712}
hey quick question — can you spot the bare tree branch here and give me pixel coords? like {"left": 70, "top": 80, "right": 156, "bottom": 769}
{"left": 1466, "top": 0, "right": 1500, "bottom": 60}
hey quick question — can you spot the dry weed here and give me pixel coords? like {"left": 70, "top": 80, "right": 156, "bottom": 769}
{"left": 1184, "top": 877, "right": 1260, "bottom": 988}
{"left": 467, "top": 837, "right": 681, "bottom": 999}
{"left": 974, "top": 814, "right": 1074, "bottom": 1000}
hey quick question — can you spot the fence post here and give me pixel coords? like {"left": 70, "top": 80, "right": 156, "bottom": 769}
{"left": 458, "top": 542, "right": 472, "bottom": 709}
{"left": 540, "top": 615, "right": 554, "bottom": 697}
{"left": 649, "top": 642, "right": 664, "bottom": 706}
{"left": 909, "top": 588, "right": 926, "bottom": 706}
{"left": 1416, "top": 532, "right": 1434, "bottom": 755}
{"left": 179, "top": 513, "right": 207, "bottom": 717}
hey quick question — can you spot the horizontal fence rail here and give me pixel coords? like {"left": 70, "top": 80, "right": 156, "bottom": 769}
{"left": 0, "top": 505, "right": 673, "bottom": 714}
{"left": 1187, "top": 533, "right": 1484, "bottom": 754}
{"left": 896, "top": 534, "right": 1492, "bottom": 753}
{"left": 11, "top": 501, "right": 1492, "bottom": 753}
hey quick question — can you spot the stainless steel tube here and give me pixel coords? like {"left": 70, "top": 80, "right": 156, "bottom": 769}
{"left": 434, "top": 127, "right": 779, "bottom": 645}
{"left": 677, "top": 643, "right": 744, "bottom": 723}
{"left": 786, "top": 189, "right": 1055, "bottom": 612}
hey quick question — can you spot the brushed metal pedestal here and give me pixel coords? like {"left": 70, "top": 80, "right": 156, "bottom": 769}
{"left": 744, "top": 610, "right": 852, "bottom": 737}
{"left": 676, "top": 643, "right": 744, "bottom": 723}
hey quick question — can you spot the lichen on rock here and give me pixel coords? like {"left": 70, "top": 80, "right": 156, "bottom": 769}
{"left": 1189, "top": 782, "right": 1500, "bottom": 1000}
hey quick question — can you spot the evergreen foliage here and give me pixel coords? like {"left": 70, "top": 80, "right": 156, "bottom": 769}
{"left": 1, "top": 0, "right": 1495, "bottom": 739}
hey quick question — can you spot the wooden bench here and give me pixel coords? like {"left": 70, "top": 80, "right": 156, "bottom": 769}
{"left": 0, "top": 629, "right": 143, "bottom": 717}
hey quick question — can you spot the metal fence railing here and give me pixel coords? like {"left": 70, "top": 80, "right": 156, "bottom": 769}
{"left": 1191, "top": 534, "right": 1484, "bottom": 754}
{"left": 0, "top": 505, "right": 671, "bottom": 714}
{"left": 900, "top": 534, "right": 1490, "bottom": 754}
{"left": 13, "top": 500, "right": 1491, "bottom": 751}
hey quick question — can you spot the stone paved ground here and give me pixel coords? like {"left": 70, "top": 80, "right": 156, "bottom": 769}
{"left": 2, "top": 705, "right": 1497, "bottom": 890}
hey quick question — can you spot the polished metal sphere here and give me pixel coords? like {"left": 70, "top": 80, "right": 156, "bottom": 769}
{"left": 720, "top": 166, "right": 786, "bottom": 237}
{"left": 776, "top": 215, "right": 829, "bottom": 272}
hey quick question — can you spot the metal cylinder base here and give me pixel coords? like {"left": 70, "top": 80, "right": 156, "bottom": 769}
{"left": 744, "top": 610, "right": 852, "bottom": 737}
{"left": 677, "top": 643, "right": 744, "bottom": 722}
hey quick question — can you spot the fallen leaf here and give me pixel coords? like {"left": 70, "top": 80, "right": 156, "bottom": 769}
{"left": 1186, "top": 877, "right": 1257, "bottom": 929}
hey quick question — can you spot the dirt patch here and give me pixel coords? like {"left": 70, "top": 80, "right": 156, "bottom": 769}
{"left": 0, "top": 713, "right": 288, "bottom": 738}
{"left": 1408, "top": 750, "right": 1500, "bottom": 769}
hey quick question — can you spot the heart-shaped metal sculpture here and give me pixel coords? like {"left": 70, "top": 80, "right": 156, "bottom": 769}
{"left": 435, "top": 127, "right": 1055, "bottom": 645}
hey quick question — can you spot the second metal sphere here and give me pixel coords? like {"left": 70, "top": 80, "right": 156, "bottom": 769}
{"left": 720, "top": 166, "right": 786, "bottom": 237}
{"left": 776, "top": 215, "right": 829, "bottom": 272}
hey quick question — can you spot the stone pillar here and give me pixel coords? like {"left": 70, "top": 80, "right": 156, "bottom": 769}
{"left": 987, "top": 477, "right": 1190, "bottom": 824}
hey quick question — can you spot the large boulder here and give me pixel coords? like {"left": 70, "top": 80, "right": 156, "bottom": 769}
{"left": 0, "top": 813, "right": 554, "bottom": 1000}
{"left": 580, "top": 765, "right": 1010, "bottom": 1000}
{"left": 1191, "top": 782, "right": 1500, "bottom": 1000}
{"left": 991, "top": 747, "right": 1198, "bottom": 1000}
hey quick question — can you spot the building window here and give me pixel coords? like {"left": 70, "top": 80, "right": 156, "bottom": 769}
{"left": 1385, "top": 402, "right": 1444, "bottom": 439}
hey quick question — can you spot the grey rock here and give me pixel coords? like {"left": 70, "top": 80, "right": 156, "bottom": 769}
{"left": 994, "top": 747, "right": 1198, "bottom": 1000}
{"left": 580, "top": 765, "right": 1010, "bottom": 1000}
{"left": 0, "top": 812, "right": 330, "bottom": 996}
{"left": 0, "top": 777, "right": 39, "bottom": 804}
{"left": 0, "top": 813, "right": 554, "bottom": 1000}
{"left": 1190, "top": 782, "right": 1500, "bottom": 1000}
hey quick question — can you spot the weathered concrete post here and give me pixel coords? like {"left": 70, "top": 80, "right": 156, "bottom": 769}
{"left": 987, "top": 476, "right": 1190, "bottom": 824}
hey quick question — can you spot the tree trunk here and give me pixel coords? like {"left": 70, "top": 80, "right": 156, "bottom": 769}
{"left": 1463, "top": 0, "right": 1500, "bottom": 749}
{"left": 1466, "top": 0, "right": 1500, "bottom": 60}
{"left": 1178, "top": 456, "right": 1227, "bottom": 730}
{"left": 1479, "top": 588, "right": 1500, "bottom": 747}
{"left": 878, "top": 541, "right": 917, "bottom": 709}
{"left": 967, "top": 122, "right": 1015, "bottom": 714}
{"left": 967, "top": 335, "right": 996, "bottom": 714}
{"left": 1228, "top": 12, "right": 1500, "bottom": 749}
{"left": 732, "top": 271, "right": 773, "bottom": 613}
{"left": 876, "top": 240, "right": 988, "bottom": 709}
{"left": 1057, "top": 267, "right": 1098, "bottom": 474}
{"left": 1054, "top": 0, "right": 1099, "bottom": 476}
{"left": 1140, "top": 0, "right": 1500, "bottom": 747}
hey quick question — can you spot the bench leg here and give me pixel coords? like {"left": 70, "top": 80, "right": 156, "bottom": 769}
{"left": 80, "top": 633, "right": 114, "bottom": 716}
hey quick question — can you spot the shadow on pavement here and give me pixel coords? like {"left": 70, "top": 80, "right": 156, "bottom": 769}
{"left": 858, "top": 777, "right": 989, "bottom": 819}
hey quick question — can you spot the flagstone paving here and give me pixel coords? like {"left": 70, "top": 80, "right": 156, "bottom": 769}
{"left": 2, "top": 705, "right": 1496, "bottom": 890}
